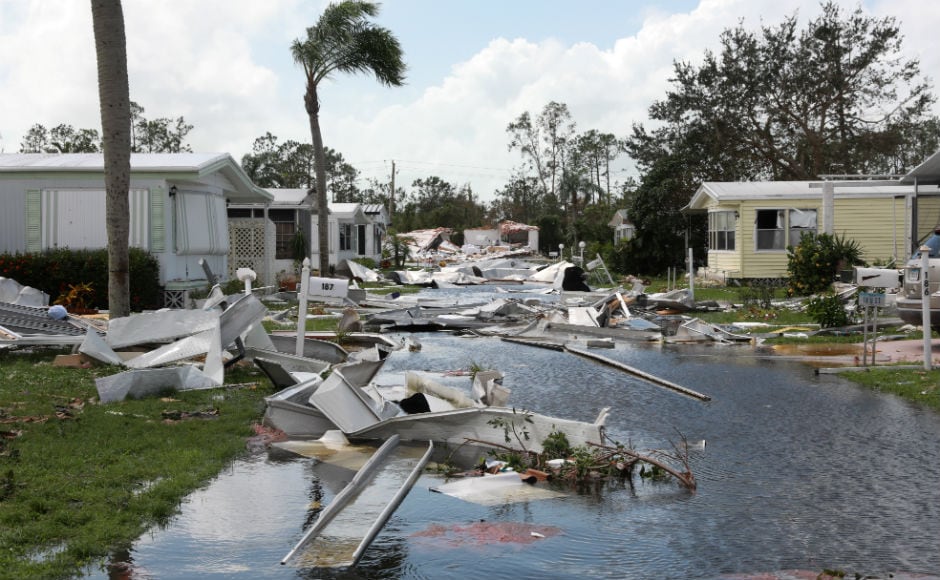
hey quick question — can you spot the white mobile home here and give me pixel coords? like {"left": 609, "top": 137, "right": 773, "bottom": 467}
{"left": 228, "top": 191, "right": 381, "bottom": 283}
{"left": 0, "top": 153, "right": 273, "bottom": 299}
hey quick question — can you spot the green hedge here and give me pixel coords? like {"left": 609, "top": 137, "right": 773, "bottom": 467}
{"left": 0, "top": 248, "right": 162, "bottom": 311}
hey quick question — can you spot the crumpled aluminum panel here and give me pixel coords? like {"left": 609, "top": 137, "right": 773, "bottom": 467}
{"left": 106, "top": 309, "right": 220, "bottom": 349}
{"left": 123, "top": 329, "right": 216, "bottom": 369}
{"left": 218, "top": 294, "right": 267, "bottom": 348}
{"left": 95, "top": 366, "right": 219, "bottom": 403}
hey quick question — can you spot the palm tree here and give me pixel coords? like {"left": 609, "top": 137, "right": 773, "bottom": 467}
{"left": 291, "top": 1, "right": 405, "bottom": 275}
{"left": 90, "top": 0, "right": 132, "bottom": 317}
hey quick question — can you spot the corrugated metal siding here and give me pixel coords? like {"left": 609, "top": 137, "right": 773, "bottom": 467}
{"left": 735, "top": 195, "right": 910, "bottom": 278}
{"left": 917, "top": 197, "right": 940, "bottom": 242}
{"left": 707, "top": 252, "right": 741, "bottom": 276}
{"left": 832, "top": 196, "right": 906, "bottom": 265}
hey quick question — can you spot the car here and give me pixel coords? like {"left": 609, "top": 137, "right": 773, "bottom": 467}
{"left": 897, "top": 227, "right": 940, "bottom": 330}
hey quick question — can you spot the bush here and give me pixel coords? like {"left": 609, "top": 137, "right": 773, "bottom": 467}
{"left": 353, "top": 257, "right": 377, "bottom": 270}
{"left": 0, "top": 248, "right": 161, "bottom": 311}
{"left": 804, "top": 294, "right": 850, "bottom": 328}
{"left": 787, "top": 232, "right": 863, "bottom": 296}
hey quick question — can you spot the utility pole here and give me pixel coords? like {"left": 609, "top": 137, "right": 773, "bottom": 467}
{"left": 388, "top": 160, "right": 396, "bottom": 222}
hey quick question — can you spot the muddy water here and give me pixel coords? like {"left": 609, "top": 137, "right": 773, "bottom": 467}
{"left": 88, "top": 328, "right": 940, "bottom": 579}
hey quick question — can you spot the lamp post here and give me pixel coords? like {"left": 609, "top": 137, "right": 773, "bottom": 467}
{"left": 578, "top": 241, "right": 586, "bottom": 266}
{"left": 558, "top": 243, "right": 564, "bottom": 262}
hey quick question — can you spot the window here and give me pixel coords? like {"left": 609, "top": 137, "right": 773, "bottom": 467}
{"left": 227, "top": 208, "right": 264, "bottom": 218}
{"left": 269, "top": 209, "right": 296, "bottom": 259}
{"left": 788, "top": 208, "right": 817, "bottom": 247}
{"left": 708, "top": 211, "right": 736, "bottom": 251}
{"left": 357, "top": 224, "right": 367, "bottom": 256}
{"left": 755, "top": 208, "right": 816, "bottom": 251}
{"left": 339, "top": 223, "right": 353, "bottom": 251}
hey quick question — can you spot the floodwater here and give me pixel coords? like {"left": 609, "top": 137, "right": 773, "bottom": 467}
{"left": 87, "top": 290, "right": 940, "bottom": 579}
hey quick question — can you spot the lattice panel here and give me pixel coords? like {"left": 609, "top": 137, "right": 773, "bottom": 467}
{"left": 228, "top": 219, "right": 267, "bottom": 282}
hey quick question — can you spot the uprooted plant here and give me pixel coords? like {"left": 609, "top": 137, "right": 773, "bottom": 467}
{"left": 462, "top": 422, "right": 697, "bottom": 491}
{"left": 486, "top": 408, "right": 533, "bottom": 452}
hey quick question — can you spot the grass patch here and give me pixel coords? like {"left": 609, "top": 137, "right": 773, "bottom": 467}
{"left": 839, "top": 367, "right": 940, "bottom": 412}
{"left": 693, "top": 308, "right": 814, "bottom": 327}
{"left": 0, "top": 348, "right": 275, "bottom": 579}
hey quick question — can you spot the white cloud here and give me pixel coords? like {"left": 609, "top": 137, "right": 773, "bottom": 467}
{"left": 1, "top": 0, "right": 934, "bottom": 200}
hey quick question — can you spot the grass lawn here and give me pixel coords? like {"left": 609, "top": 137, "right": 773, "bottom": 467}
{"left": 0, "top": 348, "right": 276, "bottom": 579}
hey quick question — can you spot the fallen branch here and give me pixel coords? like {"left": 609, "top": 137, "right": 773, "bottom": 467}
{"left": 588, "top": 441, "right": 696, "bottom": 491}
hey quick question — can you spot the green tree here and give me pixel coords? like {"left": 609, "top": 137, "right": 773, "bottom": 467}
{"left": 624, "top": 1, "right": 936, "bottom": 276}
{"left": 571, "top": 129, "right": 623, "bottom": 206}
{"left": 324, "top": 147, "right": 360, "bottom": 202}
{"left": 290, "top": 0, "right": 405, "bottom": 275}
{"left": 394, "top": 176, "right": 485, "bottom": 236}
{"left": 90, "top": 0, "right": 132, "bottom": 318}
{"left": 20, "top": 124, "right": 101, "bottom": 153}
{"left": 21, "top": 102, "right": 193, "bottom": 155}
{"left": 492, "top": 173, "right": 542, "bottom": 225}
{"left": 359, "top": 176, "right": 400, "bottom": 207}
{"left": 630, "top": 2, "right": 936, "bottom": 181}
{"left": 130, "top": 102, "right": 193, "bottom": 153}
{"left": 241, "top": 133, "right": 316, "bottom": 189}
{"left": 241, "top": 133, "right": 360, "bottom": 200}
{"left": 623, "top": 155, "right": 703, "bottom": 275}
{"left": 506, "top": 101, "right": 576, "bottom": 205}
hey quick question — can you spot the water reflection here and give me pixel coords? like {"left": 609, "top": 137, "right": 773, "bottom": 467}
{"left": 90, "top": 330, "right": 940, "bottom": 579}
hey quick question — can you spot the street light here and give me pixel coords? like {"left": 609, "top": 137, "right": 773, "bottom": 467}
{"left": 558, "top": 243, "right": 564, "bottom": 262}
{"left": 578, "top": 241, "right": 586, "bottom": 265}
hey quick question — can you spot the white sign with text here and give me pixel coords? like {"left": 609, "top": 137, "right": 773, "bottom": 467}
{"left": 306, "top": 276, "right": 349, "bottom": 299}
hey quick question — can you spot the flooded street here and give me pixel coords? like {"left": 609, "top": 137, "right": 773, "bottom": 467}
{"left": 88, "top": 292, "right": 940, "bottom": 579}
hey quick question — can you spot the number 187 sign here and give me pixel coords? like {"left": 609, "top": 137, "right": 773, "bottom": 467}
{"left": 306, "top": 276, "right": 349, "bottom": 299}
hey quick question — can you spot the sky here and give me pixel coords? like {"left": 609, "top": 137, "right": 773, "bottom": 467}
{"left": 0, "top": 0, "right": 937, "bottom": 202}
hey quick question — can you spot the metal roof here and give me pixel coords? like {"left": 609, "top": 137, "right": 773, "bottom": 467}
{"left": 0, "top": 153, "right": 273, "bottom": 203}
{"left": 361, "top": 203, "right": 386, "bottom": 214}
{"left": 901, "top": 150, "right": 940, "bottom": 185}
{"left": 687, "top": 180, "right": 919, "bottom": 210}
{"left": 0, "top": 152, "right": 225, "bottom": 171}
{"left": 265, "top": 188, "right": 311, "bottom": 205}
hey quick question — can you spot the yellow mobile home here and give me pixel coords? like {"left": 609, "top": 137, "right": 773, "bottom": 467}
{"left": 686, "top": 181, "right": 940, "bottom": 281}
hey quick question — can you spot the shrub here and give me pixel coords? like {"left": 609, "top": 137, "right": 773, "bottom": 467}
{"left": 353, "top": 257, "right": 377, "bottom": 270}
{"left": 0, "top": 248, "right": 161, "bottom": 311}
{"left": 787, "top": 232, "right": 863, "bottom": 296}
{"left": 804, "top": 294, "right": 850, "bottom": 328}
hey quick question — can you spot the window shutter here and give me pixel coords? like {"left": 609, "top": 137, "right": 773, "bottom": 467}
{"left": 150, "top": 187, "right": 165, "bottom": 252}
{"left": 25, "top": 189, "right": 41, "bottom": 253}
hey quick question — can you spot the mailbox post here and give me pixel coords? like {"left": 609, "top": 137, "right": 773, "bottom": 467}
{"left": 921, "top": 247, "right": 932, "bottom": 371}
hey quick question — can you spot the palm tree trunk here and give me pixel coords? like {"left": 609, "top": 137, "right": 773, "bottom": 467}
{"left": 306, "top": 87, "right": 330, "bottom": 276}
{"left": 91, "top": 0, "right": 131, "bottom": 317}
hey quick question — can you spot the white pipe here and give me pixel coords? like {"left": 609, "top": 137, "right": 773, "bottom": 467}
{"left": 295, "top": 258, "right": 311, "bottom": 357}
